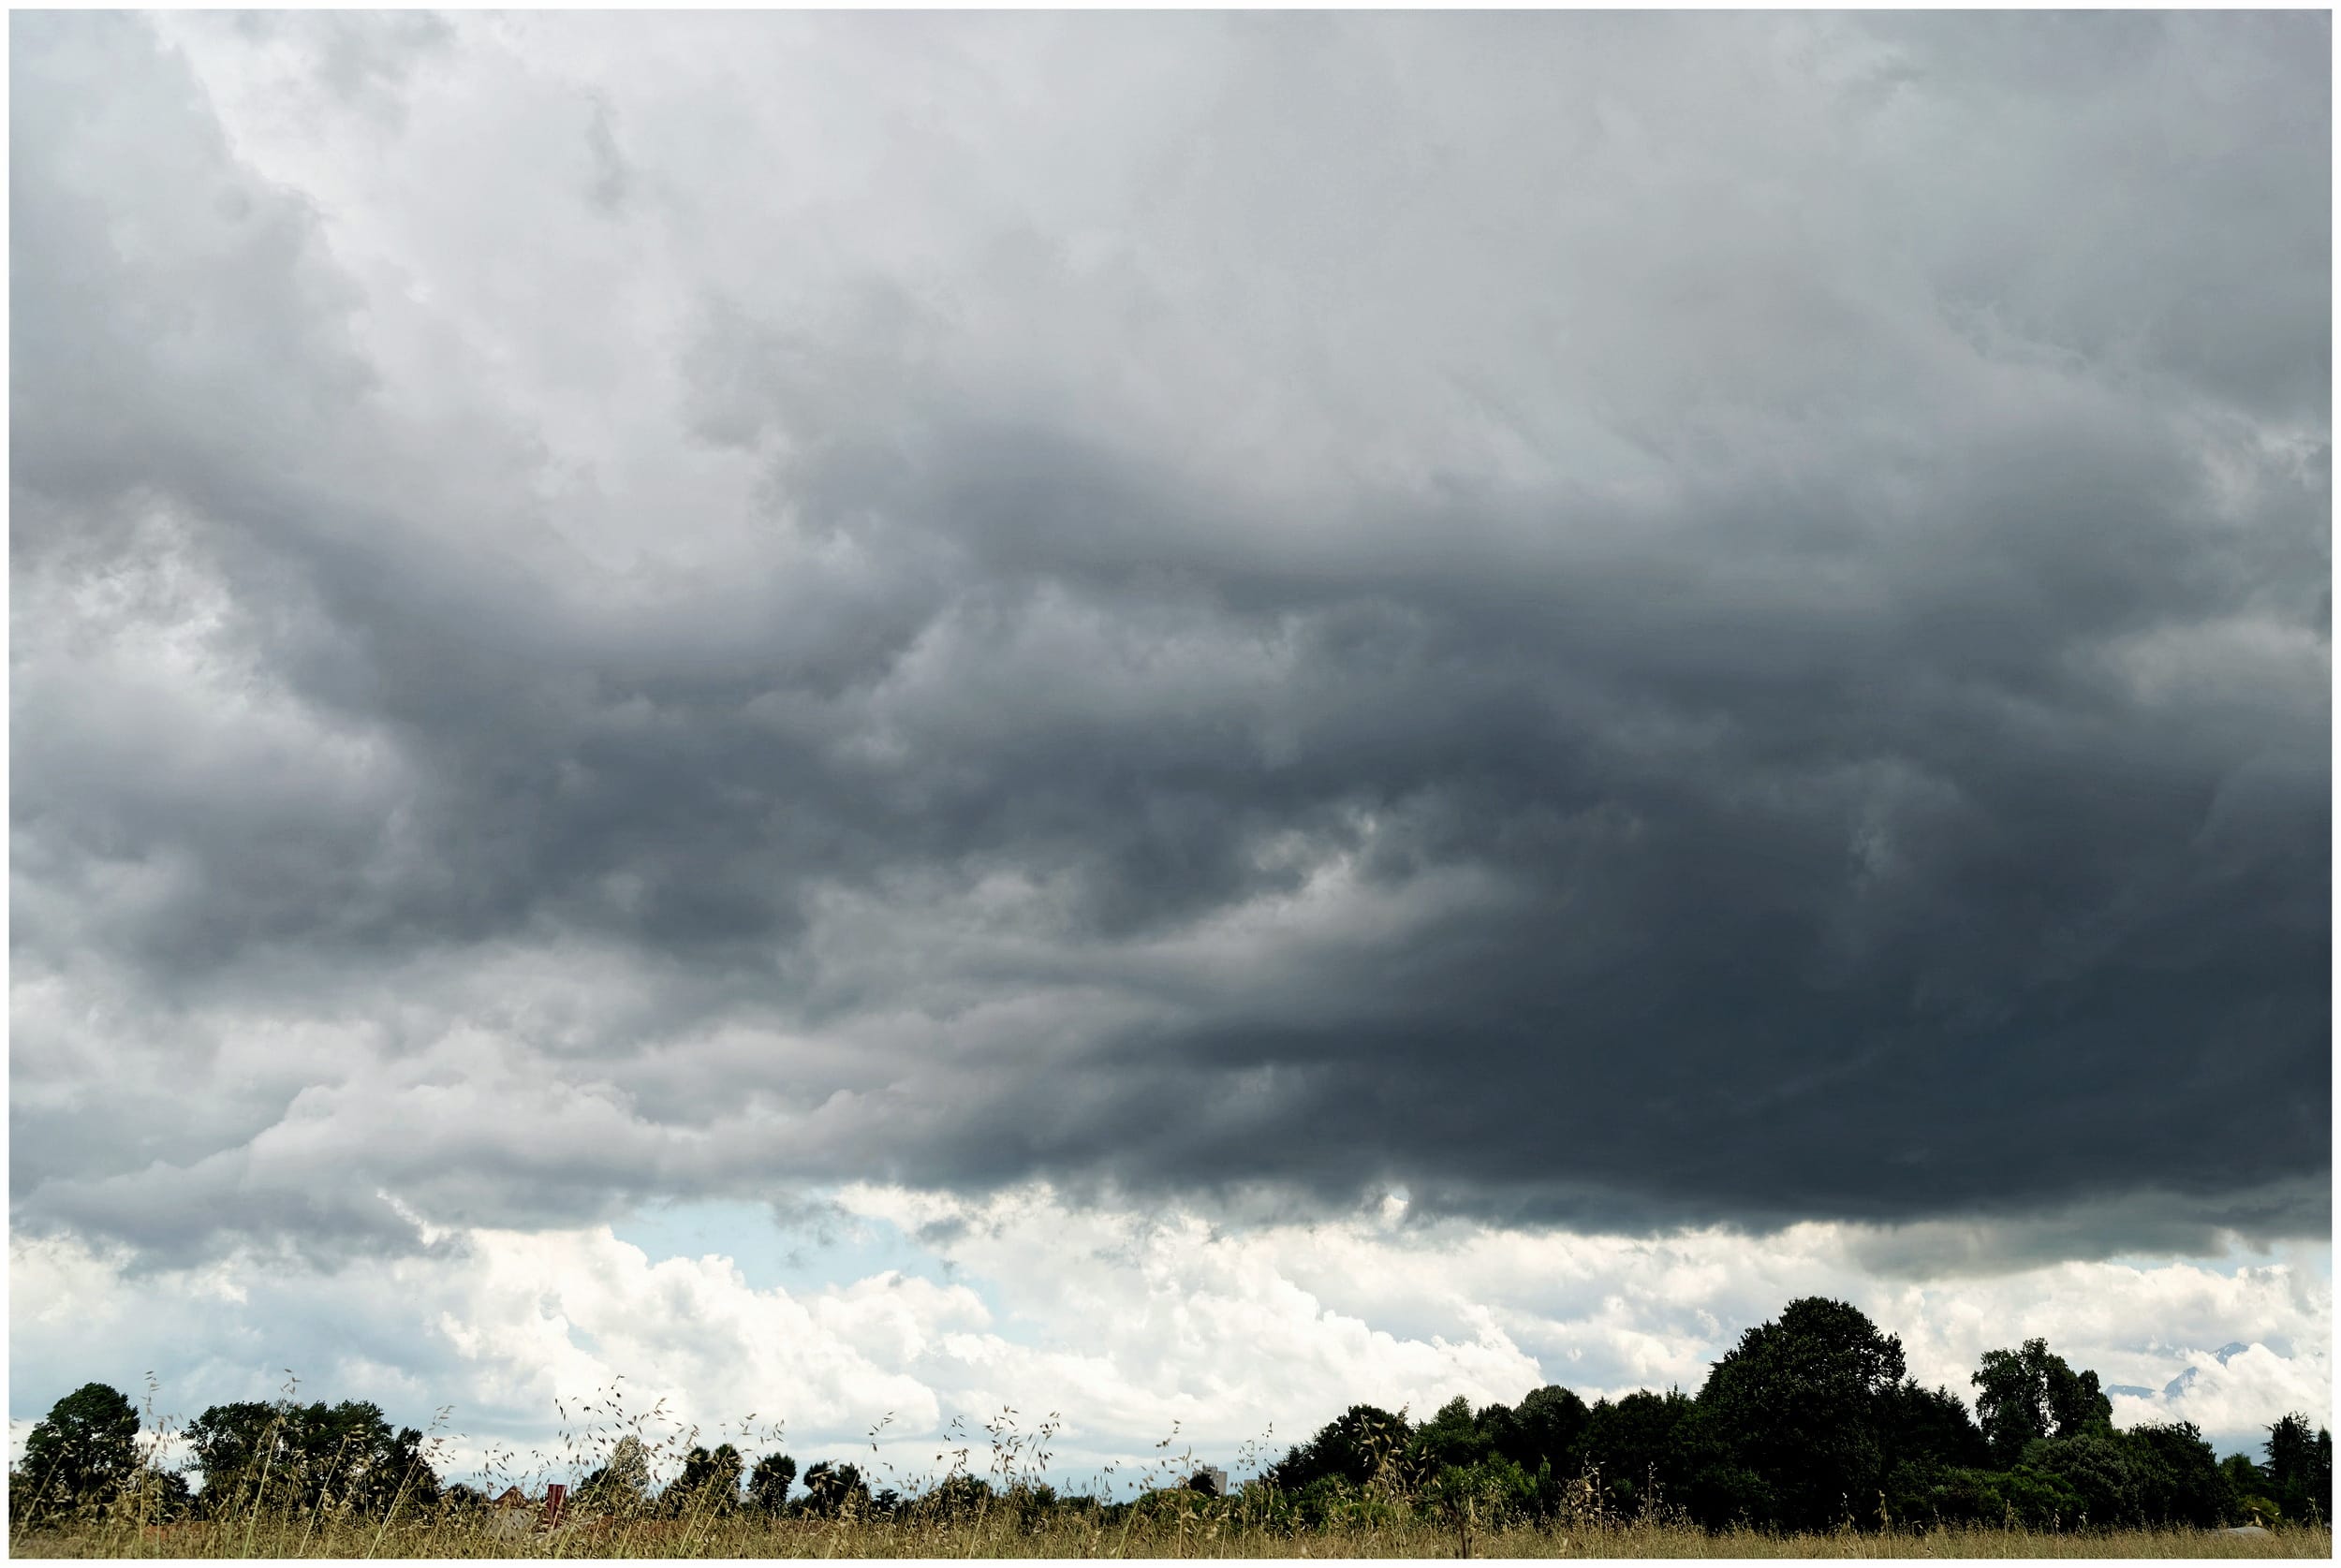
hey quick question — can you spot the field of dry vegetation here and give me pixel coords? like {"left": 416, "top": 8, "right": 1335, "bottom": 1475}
{"left": 9, "top": 1510, "right": 2333, "bottom": 1559}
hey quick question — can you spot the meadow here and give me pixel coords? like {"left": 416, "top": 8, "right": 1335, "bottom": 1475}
{"left": 9, "top": 1507, "right": 2332, "bottom": 1559}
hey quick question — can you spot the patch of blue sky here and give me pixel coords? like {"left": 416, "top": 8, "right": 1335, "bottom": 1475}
{"left": 607, "top": 1198, "right": 1027, "bottom": 1339}
{"left": 2099, "top": 1238, "right": 2331, "bottom": 1283}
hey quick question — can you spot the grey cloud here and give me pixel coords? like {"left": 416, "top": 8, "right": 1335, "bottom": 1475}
{"left": 10, "top": 11, "right": 2328, "bottom": 1265}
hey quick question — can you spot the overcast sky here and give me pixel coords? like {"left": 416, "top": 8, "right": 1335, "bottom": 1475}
{"left": 10, "top": 11, "right": 2331, "bottom": 1479}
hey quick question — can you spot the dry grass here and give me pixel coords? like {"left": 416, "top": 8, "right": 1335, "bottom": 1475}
{"left": 9, "top": 1514, "right": 2330, "bottom": 1559}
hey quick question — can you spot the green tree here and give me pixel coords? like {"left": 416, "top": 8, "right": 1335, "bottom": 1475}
{"left": 184, "top": 1404, "right": 281, "bottom": 1517}
{"left": 301, "top": 1402, "right": 436, "bottom": 1517}
{"left": 1420, "top": 1454, "right": 1536, "bottom": 1553}
{"left": 1970, "top": 1339, "right": 2112, "bottom": 1465}
{"left": 1506, "top": 1385, "right": 1591, "bottom": 1478}
{"left": 579, "top": 1434, "right": 654, "bottom": 1514}
{"left": 798, "top": 1460, "right": 871, "bottom": 1517}
{"left": 1875, "top": 1380, "right": 1992, "bottom": 1526}
{"left": 1994, "top": 1462, "right": 2087, "bottom": 1528}
{"left": 1879, "top": 1380, "right": 1989, "bottom": 1473}
{"left": 2222, "top": 1451, "right": 2271, "bottom": 1496}
{"left": 20, "top": 1383, "right": 142, "bottom": 1516}
{"left": 1582, "top": 1389, "right": 1694, "bottom": 1517}
{"left": 2265, "top": 1412, "right": 2332, "bottom": 1524}
{"left": 2123, "top": 1421, "right": 2233, "bottom": 1527}
{"left": 2222, "top": 1453, "right": 2282, "bottom": 1526}
{"left": 1406, "top": 1397, "right": 1494, "bottom": 1478}
{"left": 918, "top": 1473, "right": 991, "bottom": 1521}
{"left": 745, "top": 1451, "right": 798, "bottom": 1516}
{"left": 1688, "top": 1297, "right": 1907, "bottom": 1531}
{"left": 663, "top": 1443, "right": 744, "bottom": 1516}
{"left": 1265, "top": 1405, "right": 1412, "bottom": 1494}
{"left": 185, "top": 1400, "right": 283, "bottom": 1514}
{"left": 186, "top": 1399, "right": 436, "bottom": 1519}
{"left": 2025, "top": 1429, "right": 2139, "bottom": 1526}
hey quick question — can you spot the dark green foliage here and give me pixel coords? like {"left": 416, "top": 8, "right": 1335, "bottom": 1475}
{"left": 1395, "top": 1392, "right": 1598, "bottom": 1529}
{"left": 19, "top": 1383, "right": 142, "bottom": 1516}
{"left": 139, "top": 1467, "right": 195, "bottom": 1521}
{"left": 1406, "top": 1397, "right": 1493, "bottom": 1477}
{"left": 2027, "top": 1429, "right": 2142, "bottom": 1525}
{"left": 1880, "top": 1380, "right": 1991, "bottom": 1473}
{"left": 1473, "top": 1401, "right": 1524, "bottom": 1472}
{"left": 1999, "top": 1422, "right": 2231, "bottom": 1529}
{"left": 917, "top": 1474, "right": 992, "bottom": 1520}
{"left": 2125, "top": 1422, "right": 2234, "bottom": 1528}
{"left": 1875, "top": 1382, "right": 1992, "bottom": 1526}
{"left": 1992, "top": 1462, "right": 2089, "bottom": 1528}
{"left": 662, "top": 1443, "right": 744, "bottom": 1516}
{"left": 1683, "top": 1297, "right": 1907, "bottom": 1531}
{"left": 436, "top": 1482, "right": 490, "bottom": 1519}
{"left": 1280, "top": 1474, "right": 1357, "bottom": 1529}
{"left": 2221, "top": 1453, "right": 2282, "bottom": 1524}
{"left": 1006, "top": 1481, "right": 1059, "bottom": 1528}
{"left": 184, "top": 1400, "right": 279, "bottom": 1511}
{"left": 798, "top": 1460, "right": 871, "bottom": 1517}
{"left": 1505, "top": 1385, "right": 1590, "bottom": 1476}
{"left": 1680, "top": 1449, "right": 1778, "bottom": 1531}
{"left": 1884, "top": 1460, "right": 2088, "bottom": 1529}
{"left": 1582, "top": 1388, "right": 1693, "bottom": 1517}
{"left": 1971, "top": 1340, "right": 2113, "bottom": 1465}
{"left": 1266, "top": 1404, "right": 1412, "bottom": 1493}
{"left": 577, "top": 1433, "right": 653, "bottom": 1514}
{"left": 185, "top": 1398, "right": 438, "bottom": 1520}
{"left": 1419, "top": 1450, "right": 1539, "bottom": 1551}
{"left": 745, "top": 1452, "right": 798, "bottom": 1516}
{"left": 2223, "top": 1452, "right": 2272, "bottom": 1497}
{"left": 2265, "top": 1412, "right": 2332, "bottom": 1524}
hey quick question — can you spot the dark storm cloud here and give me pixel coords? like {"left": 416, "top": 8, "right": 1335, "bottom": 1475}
{"left": 10, "top": 10, "right": 2328, "bottom": 1263}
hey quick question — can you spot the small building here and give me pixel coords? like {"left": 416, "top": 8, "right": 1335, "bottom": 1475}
{"left": 1187, "top": 1465, "right": 1229, "bottom": 1498}
{"left": 484, "top": 1484, "right": 568, "bottom": 1539}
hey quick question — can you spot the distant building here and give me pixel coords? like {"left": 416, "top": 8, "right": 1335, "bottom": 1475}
{"left": 485, "top": 1484, "right": 568, "bottom": 1539}
{"left": 1187, "top": 1465, "right": 1229, "bottom": 1498}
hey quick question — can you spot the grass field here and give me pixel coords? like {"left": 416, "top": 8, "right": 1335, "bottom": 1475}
{"left": 9, "top": 1513, "right": 2330, "bottom": 1559}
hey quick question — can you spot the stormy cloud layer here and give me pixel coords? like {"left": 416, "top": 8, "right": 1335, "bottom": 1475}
{"left": 11, "top": 12, "right": 2331, "bottom": 1270}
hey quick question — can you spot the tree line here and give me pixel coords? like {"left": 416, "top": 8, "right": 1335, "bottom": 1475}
{"left": 11, "top": 1297, "right": 2332, "bottom": 1534}
{"left": 1258, "top": 1301, "right": 2329, "bottom": 1532}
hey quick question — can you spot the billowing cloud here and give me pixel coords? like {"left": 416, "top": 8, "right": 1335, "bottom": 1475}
{"left": 9, "top": 7, "right": 2329, "bottom": 1307}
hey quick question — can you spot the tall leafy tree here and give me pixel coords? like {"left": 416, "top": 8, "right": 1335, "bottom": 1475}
{"left": 798, "top": 1460, "right": 871, "bottom": 1517}
{"left": 663, "top": 1443, "right": 744, "bottom": 1516}
{"left": 1266, "top": 1405, "right": 1412, "bottom": 1493}
{"left": 1971, "top": 1340, "right": 2112, "bottom": 1465}
{"left": 186, "top": 1399, "right": 435, "bottom": 1519}
{"left": 2024, "top": 1429, "right": 2140, "bottom": 1525}
{"left": 21, "top": 1384, "right": 142, "bottom": 1514}
{"left": 2265, "top": 1412, "right": 2333, "bottom": 1523}
{"left": 1686, "top": 1298, "right": 1907, "bottom": 1530}
{"left": 2123, "top": 1422, "right": 2233, "bottom": 1528}
{"left": 1870, "top": 1380, "right": 1991, "bottom": 1527}
{"left": 1406, "top": 1397, "right": 1493, "bottom": 1476}
{"left": 1877, "top": 1380, "right": 1989, "bottom": 1473}
{"left": 1582, "top": 1389, "right": 1695, "bottom": 1517}
{"left": 1506, "top": 1385, "right": 1591, "bottom": 1476}
{"left": 745, "top": 1452, "right": 798, "bottom": 1516}
{"left": 579, "top": 1434, "right": 653, "bottom": 1513}
{"left": 184, "top": 1401, "right": 284, "bottom": 1514}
